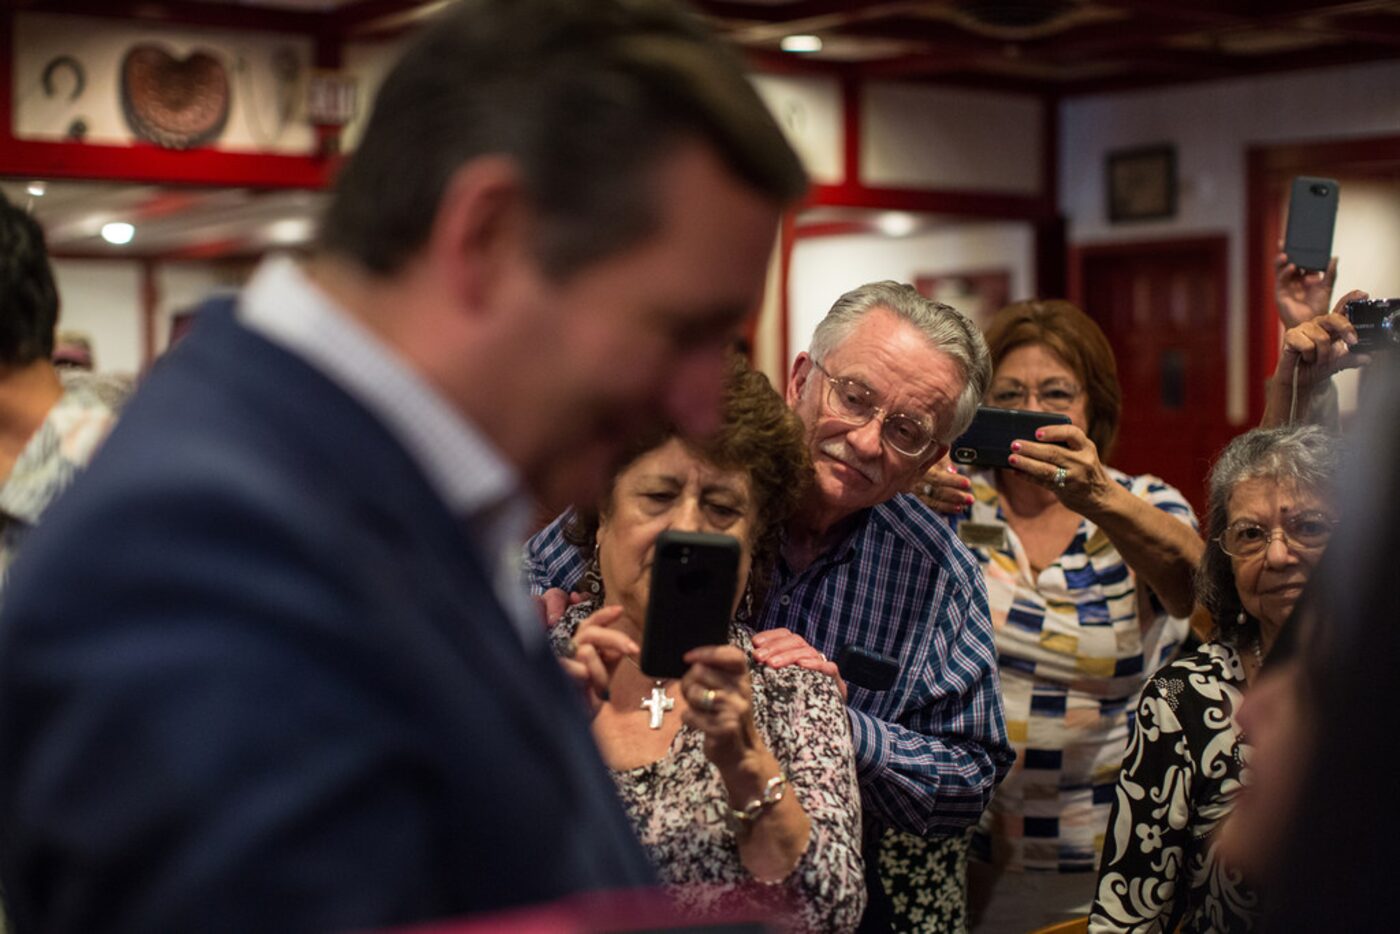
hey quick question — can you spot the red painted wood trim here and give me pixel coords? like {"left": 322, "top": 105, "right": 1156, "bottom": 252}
{"left": 0, "top": 138, "right": 332, "bottom": 189}
{"left": 140, "top": 258, "right": 159, "bottom": 372}
{"left": 13, "top": 0, "right": 324, "bottom": 34}
{"left": 809, "top": 183, "right": 1052, "bottom": 221}
{"left": 778, "top": 209, "right": 796, "bottom": 379}
{"left": 840, "top": 75, "right": 861, "bottom": 187}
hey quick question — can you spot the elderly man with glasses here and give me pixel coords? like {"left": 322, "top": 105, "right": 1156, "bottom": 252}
{"left": 528, "top": 281, "right": 1014, "bottom": 930}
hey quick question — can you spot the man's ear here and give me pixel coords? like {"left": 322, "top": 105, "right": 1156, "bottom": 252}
{"left": 785, "top": 352, "right": 813, "bottom": 407}
{"left": 425, "top": 156, "right": 529, "bottom": 317}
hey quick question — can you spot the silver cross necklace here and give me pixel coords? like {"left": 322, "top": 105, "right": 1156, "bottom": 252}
{"left": 625, "top": 657, "right": 674, "bottom": 730}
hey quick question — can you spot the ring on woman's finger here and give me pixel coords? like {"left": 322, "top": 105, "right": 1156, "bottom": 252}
{"left": 700, "top": 688, "right": 717, "bottom": 712}
{"left": 559, "top": 638, "right": 578, "bottom": 659}
{"left": 1052, "top": 466, "right": 1068, "bottom": 489}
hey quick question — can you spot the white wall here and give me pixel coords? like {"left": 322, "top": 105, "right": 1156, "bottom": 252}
{"left": 751, "top": 73, "right": 844, "bottom": 185}
{"left": 1060, "top": 59, "right": 1400, "bottom": 421}
{"left": 49, "top": 259, "right": 252, "bottom": 374}
{"left": 787, "top": 220, "right": 1036, "bottom": 355}
{"left": 51, "top": 260, "right": 143, "bottom": 376}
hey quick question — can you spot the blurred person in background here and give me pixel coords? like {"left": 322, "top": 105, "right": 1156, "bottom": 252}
{"left": 0, "top": 1, "right": 807, "bottom": 932}
{"left": 1090, "top": 426, "right": 1340, "bottom": 933}
{"left": 0, "top": 193, "right": 123, "bottom": 587}
{"left": 917, "top": 299, "right": 1202, "bottom": 933}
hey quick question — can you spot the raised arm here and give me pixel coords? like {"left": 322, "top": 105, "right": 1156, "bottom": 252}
{"left": 1012, "top": 425, "right": 1201, "bottom": 619}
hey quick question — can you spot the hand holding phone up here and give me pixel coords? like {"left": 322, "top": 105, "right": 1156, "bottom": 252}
{"left": 1005, "top": 421, "right": 1115, "bottom": 517}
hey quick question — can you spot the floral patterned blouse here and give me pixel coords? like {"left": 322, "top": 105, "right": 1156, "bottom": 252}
{"left": 950, "top": 466, "right": 1197, "bottom": 874}
{"left": 552, "top": 603, "right": 866, "bottom": 933}
{"left": 1089, "top": 641, "right": 1260, "bottom": 933}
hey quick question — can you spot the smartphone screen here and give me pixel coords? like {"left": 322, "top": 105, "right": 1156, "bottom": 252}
{"left": 1283, "top": 176, "right": 1339, "bottom": 272}
{"left": 950, "top": 406, "right": 1071, "bottom": 468}
{"left": 639, "top": 530, "right": 740, "bottom": 679}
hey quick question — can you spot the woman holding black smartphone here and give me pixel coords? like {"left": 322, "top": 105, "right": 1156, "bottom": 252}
{"left": 549, "top": 358, "right": 865, "bottom": 933}
{"left": 915, "top": 299, "right": 1202, "bottom": 934}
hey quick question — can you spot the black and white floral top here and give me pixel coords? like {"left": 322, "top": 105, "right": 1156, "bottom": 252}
{"left": 552, "top": 603, "right": 866, "bottom": 933}
{"left": 1089, "top": 641, "right": 1260, "bottom": 933}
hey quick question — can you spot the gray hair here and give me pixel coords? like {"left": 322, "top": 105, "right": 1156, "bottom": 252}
{"left": 807, "top": 281, "right": 992, "bottom": 445}
{"left": 1198, "top": 425, "right": 1342, "bottom": 646}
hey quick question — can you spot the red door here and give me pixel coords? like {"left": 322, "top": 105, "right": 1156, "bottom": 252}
{"left": 1072, "top": 238, "right": 1232, "bottom": 517}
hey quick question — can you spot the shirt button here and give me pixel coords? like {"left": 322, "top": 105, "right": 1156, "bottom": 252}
{"left": 779, "top": 595, "right": 791, "bottom": 606}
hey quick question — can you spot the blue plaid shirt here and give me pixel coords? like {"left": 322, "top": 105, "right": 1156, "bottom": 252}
{"left": 524, "top": 493, "right": 1014, "bottom": 836}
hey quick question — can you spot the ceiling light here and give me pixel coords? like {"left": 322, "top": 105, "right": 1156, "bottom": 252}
{"left": 780, "top": 34, "right": 823, "bottom": 53}
{"left": 877, "top": 212, "right": 917, "bottom": 237}
{"left": 26, "top": 181, "right": 46, "bottom": 197}
{"left": 267, "top": 217, "right": 314, "bottom": 244}
{"left": 101, "top": 222, "right": 135, "bottom": 245}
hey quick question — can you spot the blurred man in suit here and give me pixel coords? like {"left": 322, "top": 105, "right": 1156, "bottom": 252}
{"left": 0, "top": 2, "right": 805, "bottom": 932}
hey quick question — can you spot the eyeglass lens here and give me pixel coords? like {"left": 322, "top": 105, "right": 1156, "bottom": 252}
{"left": 818, "top": 365, "right": 934, "bottom": 456}
{"left": 987, "top": 380, "right": 1079, "bottom": 411}
{"left": 1221, "top": 513, "right": 1334, "bottom": 557}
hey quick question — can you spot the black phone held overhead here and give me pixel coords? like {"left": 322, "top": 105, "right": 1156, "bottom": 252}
{"left": 639, "top": 530, "right": 740, "bottom": 680}
{"left": 1283, "top": 176, "right": 1339, "bottom": 272}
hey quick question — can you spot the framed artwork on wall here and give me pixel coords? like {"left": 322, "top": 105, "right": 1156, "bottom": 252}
{"left": 1106, "top": 144, "right": 1177, "bottom": 222}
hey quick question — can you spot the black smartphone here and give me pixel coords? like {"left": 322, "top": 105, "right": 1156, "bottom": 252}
{"left": 950, "top": 406, "right": 1071, "bottom": 468}
{"left": 836, "top": 645, "right": 899, "bottom": 692}
{"left": 1283, "top": 176, "right": 1339, "bottom": 272}
{"left": 639, "top": 530, "right": 740, "bottom": 679}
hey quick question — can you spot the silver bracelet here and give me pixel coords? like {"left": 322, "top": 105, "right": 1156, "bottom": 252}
{"left": 725, "top": 774, "right": 787, "bottom": 833}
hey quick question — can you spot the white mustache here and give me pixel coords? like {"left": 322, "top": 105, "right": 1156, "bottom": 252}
{"left": 820, "top": 440, "right": 883, "bottom": 485}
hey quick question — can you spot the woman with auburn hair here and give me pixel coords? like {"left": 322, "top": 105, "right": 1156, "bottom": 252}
{"left": 916, "top": 299, "right": 1203, "bottom": 933}
{"left": 550, "top": 358, "right": 865, "bottom": 933}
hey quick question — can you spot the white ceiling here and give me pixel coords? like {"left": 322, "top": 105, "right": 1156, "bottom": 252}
{"left": 1, "top": 180, "right": 325, "bottom": 259}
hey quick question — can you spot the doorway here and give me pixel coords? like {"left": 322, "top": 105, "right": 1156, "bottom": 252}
{"left": 1071, "top": 237, "right": 1231, "bottom": 516}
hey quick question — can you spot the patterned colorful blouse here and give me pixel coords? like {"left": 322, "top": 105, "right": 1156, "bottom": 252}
{"left": 1090, "top": 641, "right": 1259, "bottom": 932}
{"left": 952, "top": 467, "right": 1196, "bottom": 874}
{"left": 551, "top": 604, "right": 867, "bottom": 933}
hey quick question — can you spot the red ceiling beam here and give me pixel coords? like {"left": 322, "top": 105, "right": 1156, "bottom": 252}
{"left": 809, "top": 182, "right": 1052, "bottom": 222}
{"left": 0, "top": 138, "right": 334, "bottom": 189}
{"left": 2, "top": 0, "right": 325, "bottom": 33}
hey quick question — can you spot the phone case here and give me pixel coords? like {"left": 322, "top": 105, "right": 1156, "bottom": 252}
{"left": 1284, "top": 176, "right": 1339, "bottom": 272}
{"left": 639, "top": 530, "right": 740, "bottom": 679}
{"left": 950, "top": 406, "right": 1071, "bottom": 468}
{"left": 836, "top": 645, "right": 899, "bottom": 692}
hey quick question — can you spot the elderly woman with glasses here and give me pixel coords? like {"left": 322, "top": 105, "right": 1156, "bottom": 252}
{"left": 916, "top": 299, "right": 1203, "bottom": 933}
{"left": 1089, "top": 425, "right": 1339, "bottom": 933}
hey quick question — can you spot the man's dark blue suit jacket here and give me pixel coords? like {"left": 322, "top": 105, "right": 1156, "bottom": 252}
{"left": 0, "top": 301, "right": 654, "bottom": 932}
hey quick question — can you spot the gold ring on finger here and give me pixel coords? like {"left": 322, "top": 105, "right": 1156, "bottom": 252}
{"left": 702, "top": 688, "right": 717, "bottom": 711}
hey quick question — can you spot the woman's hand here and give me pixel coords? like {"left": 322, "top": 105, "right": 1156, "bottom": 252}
{"left": 1261, "top": 289, "right": 1372, "bottom": 428}
{"left": 912, "top": 457, "right": 974, "bottom": 516}
{"left": 751, "top": 629, "right": 847, "bottom": 701}
{"left": 1006, "top": 423, "right": 1113, "bottom": 518}
{"left": 680, "top": 645, "right": 764, "bottom": 775}
{"left": 1276, "top": 290, "right": 1370, "bottom": 390}
{"left": 1275, "top": 248, "right": 1338, "bottom": 329}
{"left": 557, "top": 604, "right": 639, "bottom": 718}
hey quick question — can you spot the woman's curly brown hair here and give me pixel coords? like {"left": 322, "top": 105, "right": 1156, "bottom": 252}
{"left": 565, "top": 354, "right": 811, "bottom": 609}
